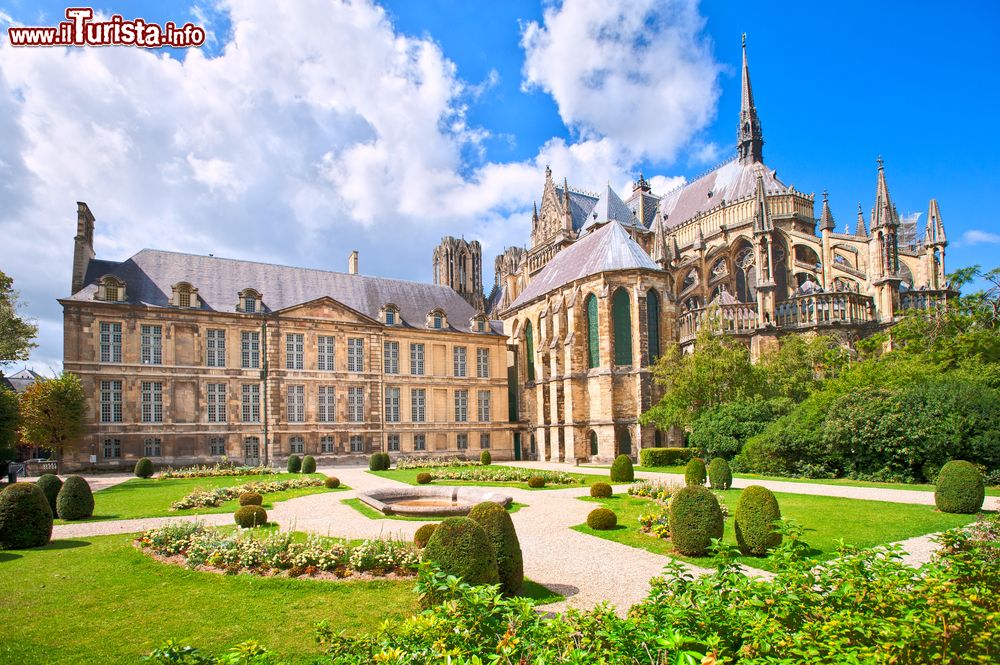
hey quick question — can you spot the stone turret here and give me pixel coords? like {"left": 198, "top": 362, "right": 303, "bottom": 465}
{"left": 72, "top": 201, "right": 96, "bottom": 295}
{"left": 433, "top": 236, "right": 484, "bottom": 311}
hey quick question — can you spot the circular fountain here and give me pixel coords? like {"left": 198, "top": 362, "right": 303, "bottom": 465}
{"left": 358, "top": 486, "right": 513, "bottom": 517}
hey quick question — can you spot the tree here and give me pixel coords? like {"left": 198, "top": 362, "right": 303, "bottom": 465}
{"left": 0, "top": 270, "right": 38, "bottom": 365}
{"left": 757, "top": 334, "right": 849, "bottom": 403}
{"left": 0, "top": 387, "right": 19, "bottom": 467}
{"left": 18, "top": 373, "right": 87, "bottom": 456}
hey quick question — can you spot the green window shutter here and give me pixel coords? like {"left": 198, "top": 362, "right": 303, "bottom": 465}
{"left": 586, "top": 295, "right": 599, "bottom": 368}
{"left": 646, "top": 289, "right": 660, "bottom": 364}
{"left": 524, "top": 321, "right": 535, "bottom": 382}
{"left": 611, "top": 289, "right": 632, "bottom": 366}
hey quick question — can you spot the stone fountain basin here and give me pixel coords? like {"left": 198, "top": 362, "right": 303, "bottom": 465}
{"left": 358, "top": 486, "right": 513, "bottom": 517}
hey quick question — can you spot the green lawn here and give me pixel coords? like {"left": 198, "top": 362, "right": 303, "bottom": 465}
{"left": 574, "top": 492, "right": 980, "bottom": 572}
{"left": 342, "top": 497, "right": 526, "bottom": 520}
{"left": 370, "top": 465, "right": 609, "bottom": 490}
{"left": 56, "top": 473, "right": 345, "bottom": 523}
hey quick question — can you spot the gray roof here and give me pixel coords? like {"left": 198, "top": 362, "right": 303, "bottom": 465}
{"left": 0, "top": 368, "right": 44, "bottom": 394}
{"left": 625, "top": 190, "right": 661, "bottom": 229}
{"left": 582, "top": 184, "right": 642, "bottom": 231}
{"left": 554, "top": 186, "right": 599, "bottom": 231}
{"left": 507, "top": 222, "right": 659, "bottom": 311}
{"left": 659, "top": 157, "right": 787, "bottom": 228}
{"left": 70, "top": 249, "right": 491, "bottom": 333}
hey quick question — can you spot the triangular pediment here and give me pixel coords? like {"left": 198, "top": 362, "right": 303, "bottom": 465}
{"left": 275, "top": 296, "right": 379, "bottom": 325}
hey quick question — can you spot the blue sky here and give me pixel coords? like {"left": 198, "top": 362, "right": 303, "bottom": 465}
{"left": 1, "top": 0, "right": 998, "bottom": 372}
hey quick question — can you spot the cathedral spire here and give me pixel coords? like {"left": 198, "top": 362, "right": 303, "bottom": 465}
{"left": 818, "top": 190, "right": 835, "bottom": 232}
{"left": 651, "top": 206, "right": 668, "bottom": 265}
{"left": 752, "top": 167, "right": 774, "bottom": 234}
{"left": 737, "top": 34, "right": 764, "bottom": 165}
{"left": 871, "top": 156, "right": 898, "bottom": 229}
{"left": 855, "top": 203, "right": 868, "bottom": 237}
{"left": 927, "top": 199, "right": 946, "bottom": 245}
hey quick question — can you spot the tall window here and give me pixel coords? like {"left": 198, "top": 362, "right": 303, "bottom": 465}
{"left": 287, "top": 385, "right": 304, "bottom": 422}
{"left": 285, "top": 333, "right": 304, "bottom": 370}
{"left": 476, "top": 348, "right": 490, "bottom": 378}
{"left": 210, "top": 437, "right": 226, "bottom": 456}
{"left": 144, "top": 437, "right": 161, "bottom": 457}
{"left": 409, "top": 343, "right": 425, "bottom": 375}
{"left": 457, "top": 433, "right": 468, "bottom": 450}
{"left": 411, "top": 389, "right": 426, "bottom": 422}
{"left": 347, "top": 338, "right": 364, "bottom": 372}
{"left": 318, "top": 386, "right": 335, "bottom": 422}
{"left": 141, "top": 381, "right": 163, "bottom": 423}
{"left": 207, "top": 329, "right": 225, "bottom": 367}
{"left": 350, "top": 435, "right": 364, "bottom": 453}
{"left": 384, "top": 341, "right": 399, "bottom": 374}
{"left": 243, "top": 295, "right": 257, "bottom": 313}
{"left": 477, "top": 390, "right": 491, "bottom": 422}
{"left": 103, "top": 438, "right": 121, "bottom": 459}
{"left": 585, "top": 294, "right": 599, "bottom": 368}
{"left": 100, "top": 380, "right": 122, "bottom": 423}
{"left": 413, "top": 434, "right": 426, "bottom": 451}
{"left": 207, "top": 383, "right": 227, "bottom": 423}
{"left": 241, "top": 331, "right": 260, "bottom": 369}
{"left": 455, "top": 390, "right": 468, "bottom": 422}
{"left": 242, "top": 384, "right": 260, "bottom": 422}
{"left": 646, "top": 289, "right": 661, "bottom": 364}
{"left": 320, "top": 436, "right": 334, "bottom": 453}
{"left": 384, "top": 387, "right": 400, "bottom": 422}
{"left": 433, "top": 313, "right": 443, "bottom": 329}
{"left": 290, "top": 436, "right": 304, "bottom": 454}
{"left": 480, "top": 433, "right": 490, "bottom": 449}
{"left": 385, "top": 309, "right": 396, "bottom": 325}
{"left": 453, "top": 346, "right": 467, "bottom": 377}
{"left": 611, "top": 288, "right": 633, "bottom": 366}
{"left": 524, "top": 321, "right": 535, "bottom": 381}
{"left": 99, "top": 322, "right": 122, "bottom": 363}
{"left": 347, "top": 386, "right": 364, "bottom": 422}
{"left": 387, "top": 434, "right": 400, "bottom": 452}
{"left": 317, "top": 335, "right": 335, "bottom": 371}
{"left": 140, "top": 325, "right": 162, "bottom": 365}
{"left": 178, "top": 289, "right": 191, "bottom": 308}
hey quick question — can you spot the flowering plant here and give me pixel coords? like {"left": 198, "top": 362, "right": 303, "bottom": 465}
{"left": 427, "top": 467, "right": 580, "bottom": 485}
{"left": 395, "top": 456, "right": 482, "bottom": 469}
{"left": 160, "top": 462, "right": 277, "bottom": 479}
{"left": 170, "top": 477, "right": 323, "bottom": 510}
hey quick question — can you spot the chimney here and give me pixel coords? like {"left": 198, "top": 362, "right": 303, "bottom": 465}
{"left": 348, "top": 250, "right": 359, "bottom": 275}
{"left": 72, "top": 201, "right": 96, "bottom": 295}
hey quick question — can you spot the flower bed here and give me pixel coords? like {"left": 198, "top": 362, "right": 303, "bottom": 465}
{"left": 628, "top": 479, "right": 685, "bottom": 502}
{"left": 428, "top": 467, "right": 581, "bottom": 485}
{"left": 395, "top": 456, "right": 482, "bottom": 470}
{"left": 159, "top": 463, "right": 277, "bottom": 479}
{"left": 629, "top": 480, "right": 727, "bottom": 542}
{"left": 170, "top": 478, "right": 323, "bottom": 510}
{"left": 136, "top": 522, "right": 419, "bottom": 578}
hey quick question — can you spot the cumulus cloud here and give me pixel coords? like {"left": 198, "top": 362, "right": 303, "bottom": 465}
{"left": 959, "top": 229, "right": 1000, "bottom": 246}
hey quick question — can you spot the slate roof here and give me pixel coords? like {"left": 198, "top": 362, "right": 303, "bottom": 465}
{"left": 625, "top": 190, "right": 661, "bottom": 229}
{"left": 69, "top": 249, "right": 491, "bottom": 333}
{"left": 554, "top": 186, "right": 599, "bottom": 231}
{"left": 581, "top": 185, "right": 643, "bottom": 232}
{"left": 507, "top": 222, "right": 659, "bottom": 311}
{"left": 0, "top": 368, "right": 44, "bottom": 394}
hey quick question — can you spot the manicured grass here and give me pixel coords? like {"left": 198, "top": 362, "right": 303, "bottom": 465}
{"left": 520, "top": 579, "right": 564, "bottom": 606}
{"left": 0, "top": 533, "right": 416, "bottom": 664}
{"left": 369, "top": 465, "right": 610, "bottom": 489}
{"left": 573, "top": 491, "right": 980, "bottom": 572}
{"left": 342, "top": 497, "right": 526, "bottom": 521}
{"left": 55, "top": 473, "right": 346, "bottom": 523}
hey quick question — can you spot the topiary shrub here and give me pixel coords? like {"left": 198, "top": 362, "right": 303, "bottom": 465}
{"left": 707, "top": 458, "right": 733, "bottom": 490}
{"left": 324, "top": 476, "right": 341, "bottom": 489}
{"left": 416, "top": 472, "right": 433, "bottom": 485}
{"left": 587, "top": 507, "right": 617, "bottom": 530}
{"left": 238, "top": 492, "right": 263, "bottom": 506}
{"left": 36, "top": 474, "right": 62, "bottom": 514}
{"left": 287, "top": 454, "right": 302, "bottom": 473}
{"left": 413, "top": 523, "right": 438, "bottom": 548}
{"left": 135, "top": 457, "right": 154, "bottom": 479}
{"left": 684, "top": 458, "right": 707, "bottom": 487}
{"left": 369, "top": 452, "right": 391, "bottom": 471}
{"left": 301, "top": 455, "right": 317, "bottom": 474}
{"left": 668, "top": 485, "right": 724, "bottom": 556}
{"left": 421, "top": 516, "right": 499, "bottom": 587}
{"left": 56, "top": 475, "right": 94, "bottom": 521}
{"left": 639, "top": 447, "right": 697, "bottom": 467}
{"left": 468, "top": 501, "right": 524, "bottom": 595}
{"left": 0, "top": 483, "right": 53, "bottom": 549}
{"left": 480, "top": 450, "right": 492, "bottom": 465}
{"left": 526, "top": 476, "right": 545, "bottom": 488}
{"left": 610, "top": 455, "right": 634, "bottom": 482}
{"left": 234, "top": 505, "right": 268, "bottom": 528}
{"left": 935, "top": 460, "right": 985, "bottom": 514}
{"left": 590, "top": 482, "right": 612, "bottom": 498}
{"left": 733, "top": 485, "right": 782, "bottom": 556}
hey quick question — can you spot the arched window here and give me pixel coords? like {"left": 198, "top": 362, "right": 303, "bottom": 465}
{"left": 238, "top": 288, "right": 261, "bottom": 313}
{"left": 171, "top": 282, "right": 198, "bottom": 308}
{"left": 611, "top": 288, "right": 632, "bottom": 366}
{"left": 97, "top": 275, "right": 125, "bottom": 302}
{"left": 585, "top": 294, "right": 599, "bottom": 368}
{"left": 524, "top": 320, "right": 535, "bottom": 382}
{"left": 589, "top": 431, "right": 598, "bottom": 456}
{"left": 735, "top": 244, "right": 756, "bottom": 303}
{"left": 646, "top": 289, "right": 660, "bottom": 364}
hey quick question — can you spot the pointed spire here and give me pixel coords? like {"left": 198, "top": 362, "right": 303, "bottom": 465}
{"left": 583, "top": 184, "right": 637, "bottom": 230}
{"left": 563, "top": 177, "right": 571, "bottom": 209}
{"left": 737, "top": 34, "right": 764, "bottom": 165}
{"left": 692, "top": 223, "right": 705, "bottom": 250}
{"left": 855, "top": 202, "right": 868, "bottom": 237}
{"left": 928, "top": 199, "right": 946, "bottom": 245}
{"left": 651, "top": 207, "right": 668, "bottom": 264}
{"left": 532, "top": 201, "right": 538, "bottom": 225}
{"left": 752, "top": 166, "right": 774, "bottom": 235}
{"left": 871, "top": 155, "right": 898, "bottom": 229}
{"left": 818, "top": 190, "right": 835, "bottom": 232}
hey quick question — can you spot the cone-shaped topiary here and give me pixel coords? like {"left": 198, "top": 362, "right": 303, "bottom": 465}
{"left": 416, "top": 472, "right": 432, "bottom": 484}
{"left": 422, "top": 516, "right": 499, "bottom": 586}
{"left": 56, "top": 475, "right": 94, "bottom": 521}
{"left": 685, "top": 458, "right": 707, "bottom": 486}
{"left": 610, "top": 455, "right": 634, "bottom": 482}
{"left": 590, "top": 482, "right": 613, "bottom": 498}
{"left": 413, "top": 523, "right": 438, "bottom": 548}
{"left": 287, "top": 454, "right": 302, "bottom": 473}
{"left": 668, "top": 485, "right": 724, "bottom": 556}
{"left": 324, "top": 476, "right": 341, "bottom": 489}
{"left": 527, "top": 476, "right": 545, "bottom": 488}
{"left": 301, "top": 455, "right": 317, "bottom": 474}
{"left": 480, "top": 450, "right": 492, "bottom": 465}
{"left": 734, "top": 485, "right": 782, "bottom": 556}
{"left": 234, "top": 505, "right": 268, "bottom": 528}
{"left": 935, "top": 460, "right": 985, "bottom": 514}
{"left": 468, "top": 501, "right": 523, "bottom": 595}
{"left": 587, "top": 508, "right": 617, "bottom": 530}
{"left": 708, "top": 458, "right": 732, "bottom": 490}
{"left": 369, "top": 452, "right": 390, "bottom": 471}
{"left": 0, "top": 483, "right": 53, "bottom": 549}
{"left": 134, "top": 457, "right": 154, "bottom": 479}
{"left": 36, "top": 474, "right": 62, "bottom": 514}
{"left": 239, "top": 492, "right": 263, "bottom": 506}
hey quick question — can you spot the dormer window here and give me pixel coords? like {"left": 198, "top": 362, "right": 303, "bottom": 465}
{"left": 171, "top": 282, "right": 199, "bottom": 308}
{"left": 238, "top": 288, "right": 262, "bottom": 313}
{"left": 470, "top": 314, "right": 488, "bottom": 333}
{"left": 380, "top": 304, "right": 400, "bottom": 326}
{"left": 96, "top": 276, "right": 126, "bottom": 302}
{"left": 427, "top": 308, "right": 447, "bottom": 330}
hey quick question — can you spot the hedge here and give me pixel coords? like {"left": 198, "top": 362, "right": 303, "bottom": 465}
{"left": 935, "top": 460, "right": 985, "bottom": 514}
{"left": 324, "top": 476, "right": 341, "bottom": 489}
{"left": 527, "top": 476, "right": 545, "bottom": 488}
{"left": 421, "top": 517, "right": 499, "bottom": 587}
{"left": 639, "top": 447, "right": 697, "bottom": 467}
{"left": 287, "top": 455, "right": 302, "bottom": 473}
{"left": 668, "top": 485, "right": 724, "bottom": 556}
{"left": 610, "top": 455, "right": 634, "bottom": 482}
{"left": 36, "top": 473, "right": 62, "bottom": 514}
{"left": 480, "top": 450, "right": 492, "bottom": 465}
{"left": 56, "top": 475, "right": 94, "bottom": 521}
{"left": 301, "top": 455, "right": 317, "bottom": 474}
{"left": 238, "top": 492, "right": 263, "bottom": 506}
{"left": 707, "top": 458, "right": 733, "bottom": 490}
{"left": 734, "top": 485, "right": 782, "bottom": 556}
{"left": 590, "top": 482, "right": 612, "bottom": 498}
{"left": 369, "top": 453, "right": 391, "bottom": 471}
{"left": 135, "top": 457, "right": 154, "bottom": 479}
{"left": 469, "top": 502, "right": 523, "bottom": 595}
{"left": 587, "top": 508, "right": 617, "bottom": 530}
{"left": 416, "top": 472, "right": 433, "bottom": 485}
{"left": 685, "top": 458, "right": 707, "bottom": 486}
{"left": 413, "top": 523, "right": 438, "bottom": 548}
{"left": 0, "top": 483, "right": 53, "bottom": 549}
{"left": 234, "top": 505, "right": 268, "bottom": 528}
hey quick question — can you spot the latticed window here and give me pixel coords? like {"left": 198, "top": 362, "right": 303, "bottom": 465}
{"left": 385, "top": 309, "right": 396, "bottom": 325}
{"left": 206, "top": 329, "right": 225, "bottom": 367}
{"left": 99, "top": 322, "right": 122, "bottom": 363}
{"left": 102, "top": 281, "right": 122, "bottom": 302}
{"left": 100, "top": 380, "right": 122, "bottom": 423}
{"left": 646, "top": 289, "right": 660, "bottom": 364}
{"left": 455, "top": 390, "right": 468, "bottom": 422}
{"left": 178, "top": 290, "right": 191, "bottom": 308}
{"left": 287, "top": 385, "right": 305, "bottom": 422}
{"left": 144, "top": 437, "right": 162, "bottom": 457}
{"left": 524, "top": 321, "right": 535, "bottom": 381}
{"left": 350, "top": 435, "right": 364, "bottom": 453}
{"left": 477, "top": 390, "right": 491, "bottom": 422}
{"left": 347, "top": 338, "right": 364, "bottom": 372}
{"left": 457, "top": 433, "right": 468, "bottom": 450}
{"left": 476, "top": 348, "right": 490, "bottom": 378}
{"left": 413, "top": 434, "right": 426, "bottom": 451}
{"left": 585, "top": 294, "right": 599, "bottom": 368}
{"left": 286, "top": 333, "right": 304, "bottom": 370}
{"left": 384, "top": 341, "right": 399, "bottom": 374}
{"left": 387, "top": 434, "right": 400, "bottom": 452}
{"left": 242, "top": 384, "right": 260, "bottom": 422}
{"left": 411, "top": 389, "right": 426, "bottom": 422}
{"left": 318, "top": 386, "right": 335, "bottom": 422}
{"left": 141, "top": 381, "right": 163, "bottom": 423}
{"left": 453, "top": 346, "right": 467, "bottom": 377}
{"left": 103, "top": 438, "right": 121, "bottom": 459}
{"left": 207, "top": 383, "right": 227, "bottom": 423}
{"left": 410, "top": 343, "right": 424, "bottom": 375}
{"left": 210, "top": 437, "right": 226, "bottom": 456}
{"left": 347, "top": 386, "right": 364, "bottom": 422}
{"left": 611, "top": 288, "right": 632, "bottom": 366}
{"left": 241, "top": 331, "right": 260, "bottom": 369}
{"left": 384, "top": 387, "right": 400, "bottom": 422}
{"left": 320, "top": 436, "right": 334, "bottom": 453}
{"left": 140, "top": 325, "right": 162, "bottom": 365}
{"left": 317, "top": 336, "right": 335, "bottom": 371}
{"left": 480, "top": 433, "right": 490, "bottom": 449}
{"left": 290, "top": 436, "right": 304, "bottom": 454}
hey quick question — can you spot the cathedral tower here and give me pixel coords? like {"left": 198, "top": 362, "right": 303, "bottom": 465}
{"left": 737, "top": 34, "right": 764, "bottom": 165}
{"left": 433, "top": 236, "right": 485, "bottom": 311}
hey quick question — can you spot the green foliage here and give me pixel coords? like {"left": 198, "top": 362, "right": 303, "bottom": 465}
{"left": 668, "top": 485, "right": 724, "bottom": 556}
{"left": 35, "top": 473, "right": 62, "bottom": 514}
{"left": 479, "top": 450, "right": 491, "bottom": 465}
{"left": 690, "top": 397, "right": 785, "bottom": 460}
{"left": 526, "top": 476, "right": 544, "bottom": 488}
{"left": 610, "top": 454, "right": 634, "bottom": 482}
{"left": 684, "top": 458, "right": 706, "bottom": 486}
{"left": 0, "top": 482, "right": 52, "bottom": 549}
{"left": 0, "top": 270, "right": 38, "bottom": 364}
{"left": 707, "top": 458, "right": 732, "bottom": 490}
{"left": 56, "top": 475, "right": 94, "bottom": 520}
{"left": 300, "top": 455, "right": 316, "bottom": 474}
{"left": 733, "top": 485, "right": 782, "bottom": 556}
{"left": 368, "top": 452, "right": 390, "bottom": 471}
{"left": 0, "top": 386, "right": 19, "bottom": 465}
{"left": 324, "top": 476, "right": 340, "bottom": 489}
{"left": 421, "top": 517, "right": 499, "bottom": 589}
{"left": 589, "top": 482, "right": 612, "bottom": 498}
{"left": 586, "top": 508, "right": 618, "bottom": 530}
{"left": 286, "top": 455, "right": 301, "bottom": 473}
{"left": 468, "top": 502, "right": 524, "bottom": 595}
{"left": 238, "top": 492, "right": 263, "bottom": 507}
{"left": 17, "top": 372, "right": 86, "bottom": 453}
{"left": 935, "top": 460, "right": 985, "bottom": 514}
{"left": 416, "top": 472, "right": 432, "bottom": 485}
{"left": 135, "top": 457, "right": 154, "bottom": 479}
{"left": 639, "top": 447, "right": 696, "bottom": 466}
{"left": 413, "top": 523, "right": 437, "bottom": 548}
{"left": 143, "top": 639, "right": 279, "bottom": 665}
{"left": 233, "top": 505, "right": 267, "bottom": 528}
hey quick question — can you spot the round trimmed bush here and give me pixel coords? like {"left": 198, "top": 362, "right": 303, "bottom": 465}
{"left": 685, "top": 458, "right": 707, "bottom": 486}
{"left": 733, "top": 485, "right": 782, "bottom": 556}
{"left": 416, "top": 472, "right": 433, "bottom": 485}
{"left": 369, "top": 452, "right": 390, "bottom": 471}
{"left": 134, "top": 457, "right": 154, "bottom": 479}
{"left": 469, "top": 501, "right": 524, "bottom": 595}
{"left": 287, "top": 454, "right": 302, "bottom": 473}
{"left": 301, "top": 455, "right": 317, "bottom": 474}
{"left": 668, "top": 485, "right": 724, "bottom": 556}
{"left": 36, "top": 474, "right": 63, "bottom": 514}
{"left": 610, "top": 455, "right": 634, "bottom": 482}
{"left": 56, "top": 475, "right": 94, "bottom": 521}
{"left": 480, "top": 450, "right": 492, "bottom": 465}
{"left": 239, "top": 492, "right": 263, "bottom": 506}
{"left": 421, "top": 516, "right": 499, "bottom": 586}
{"left": 234, "top": 505, "right": 268, "bottom": 528}
{"left": 590, "top": 482, "right": 613, "bottom": 498}
{"left": 0, "top": 483, "right": 53, "bottom": 549}
{"left": 413, "top": 523, "right": 438, "bottom": 548}
{"left": 324, "top": 476, "right": 341, "bottom": 489}
{"left": 707, "top": 458, "right": 732, "bottom": 490}
{"left": 527, "top": 476, "right": 545, "bottom": 488}
{"left": 587, "top": 508, "right": 617, "bottom": 530}
{"left": 935, "top": 460, "right": 985, "bottom": 514}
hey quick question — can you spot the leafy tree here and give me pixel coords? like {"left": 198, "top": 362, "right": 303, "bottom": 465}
{"left": 757, "top": 334, "right": 849, "bottom": 402}
{"left": 18, "top": 373, "right": 87, "bottom": 455}
{"left": 689, "top": 397, "right": 786, "bottom": 460}
{"left": 0, "top": 270, "right": 38, "bottom": 365}
{"left": 0, "top": 386, "right": 19, "bottom": 467}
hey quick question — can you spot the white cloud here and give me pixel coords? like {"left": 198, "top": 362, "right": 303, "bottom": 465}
{"left": 960, "top": 229, "right": 1000, "bottom": 246}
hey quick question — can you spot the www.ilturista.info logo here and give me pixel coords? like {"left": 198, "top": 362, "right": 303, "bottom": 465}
{"left": 7, "top": 7, "right": 206, "bottom": 48}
